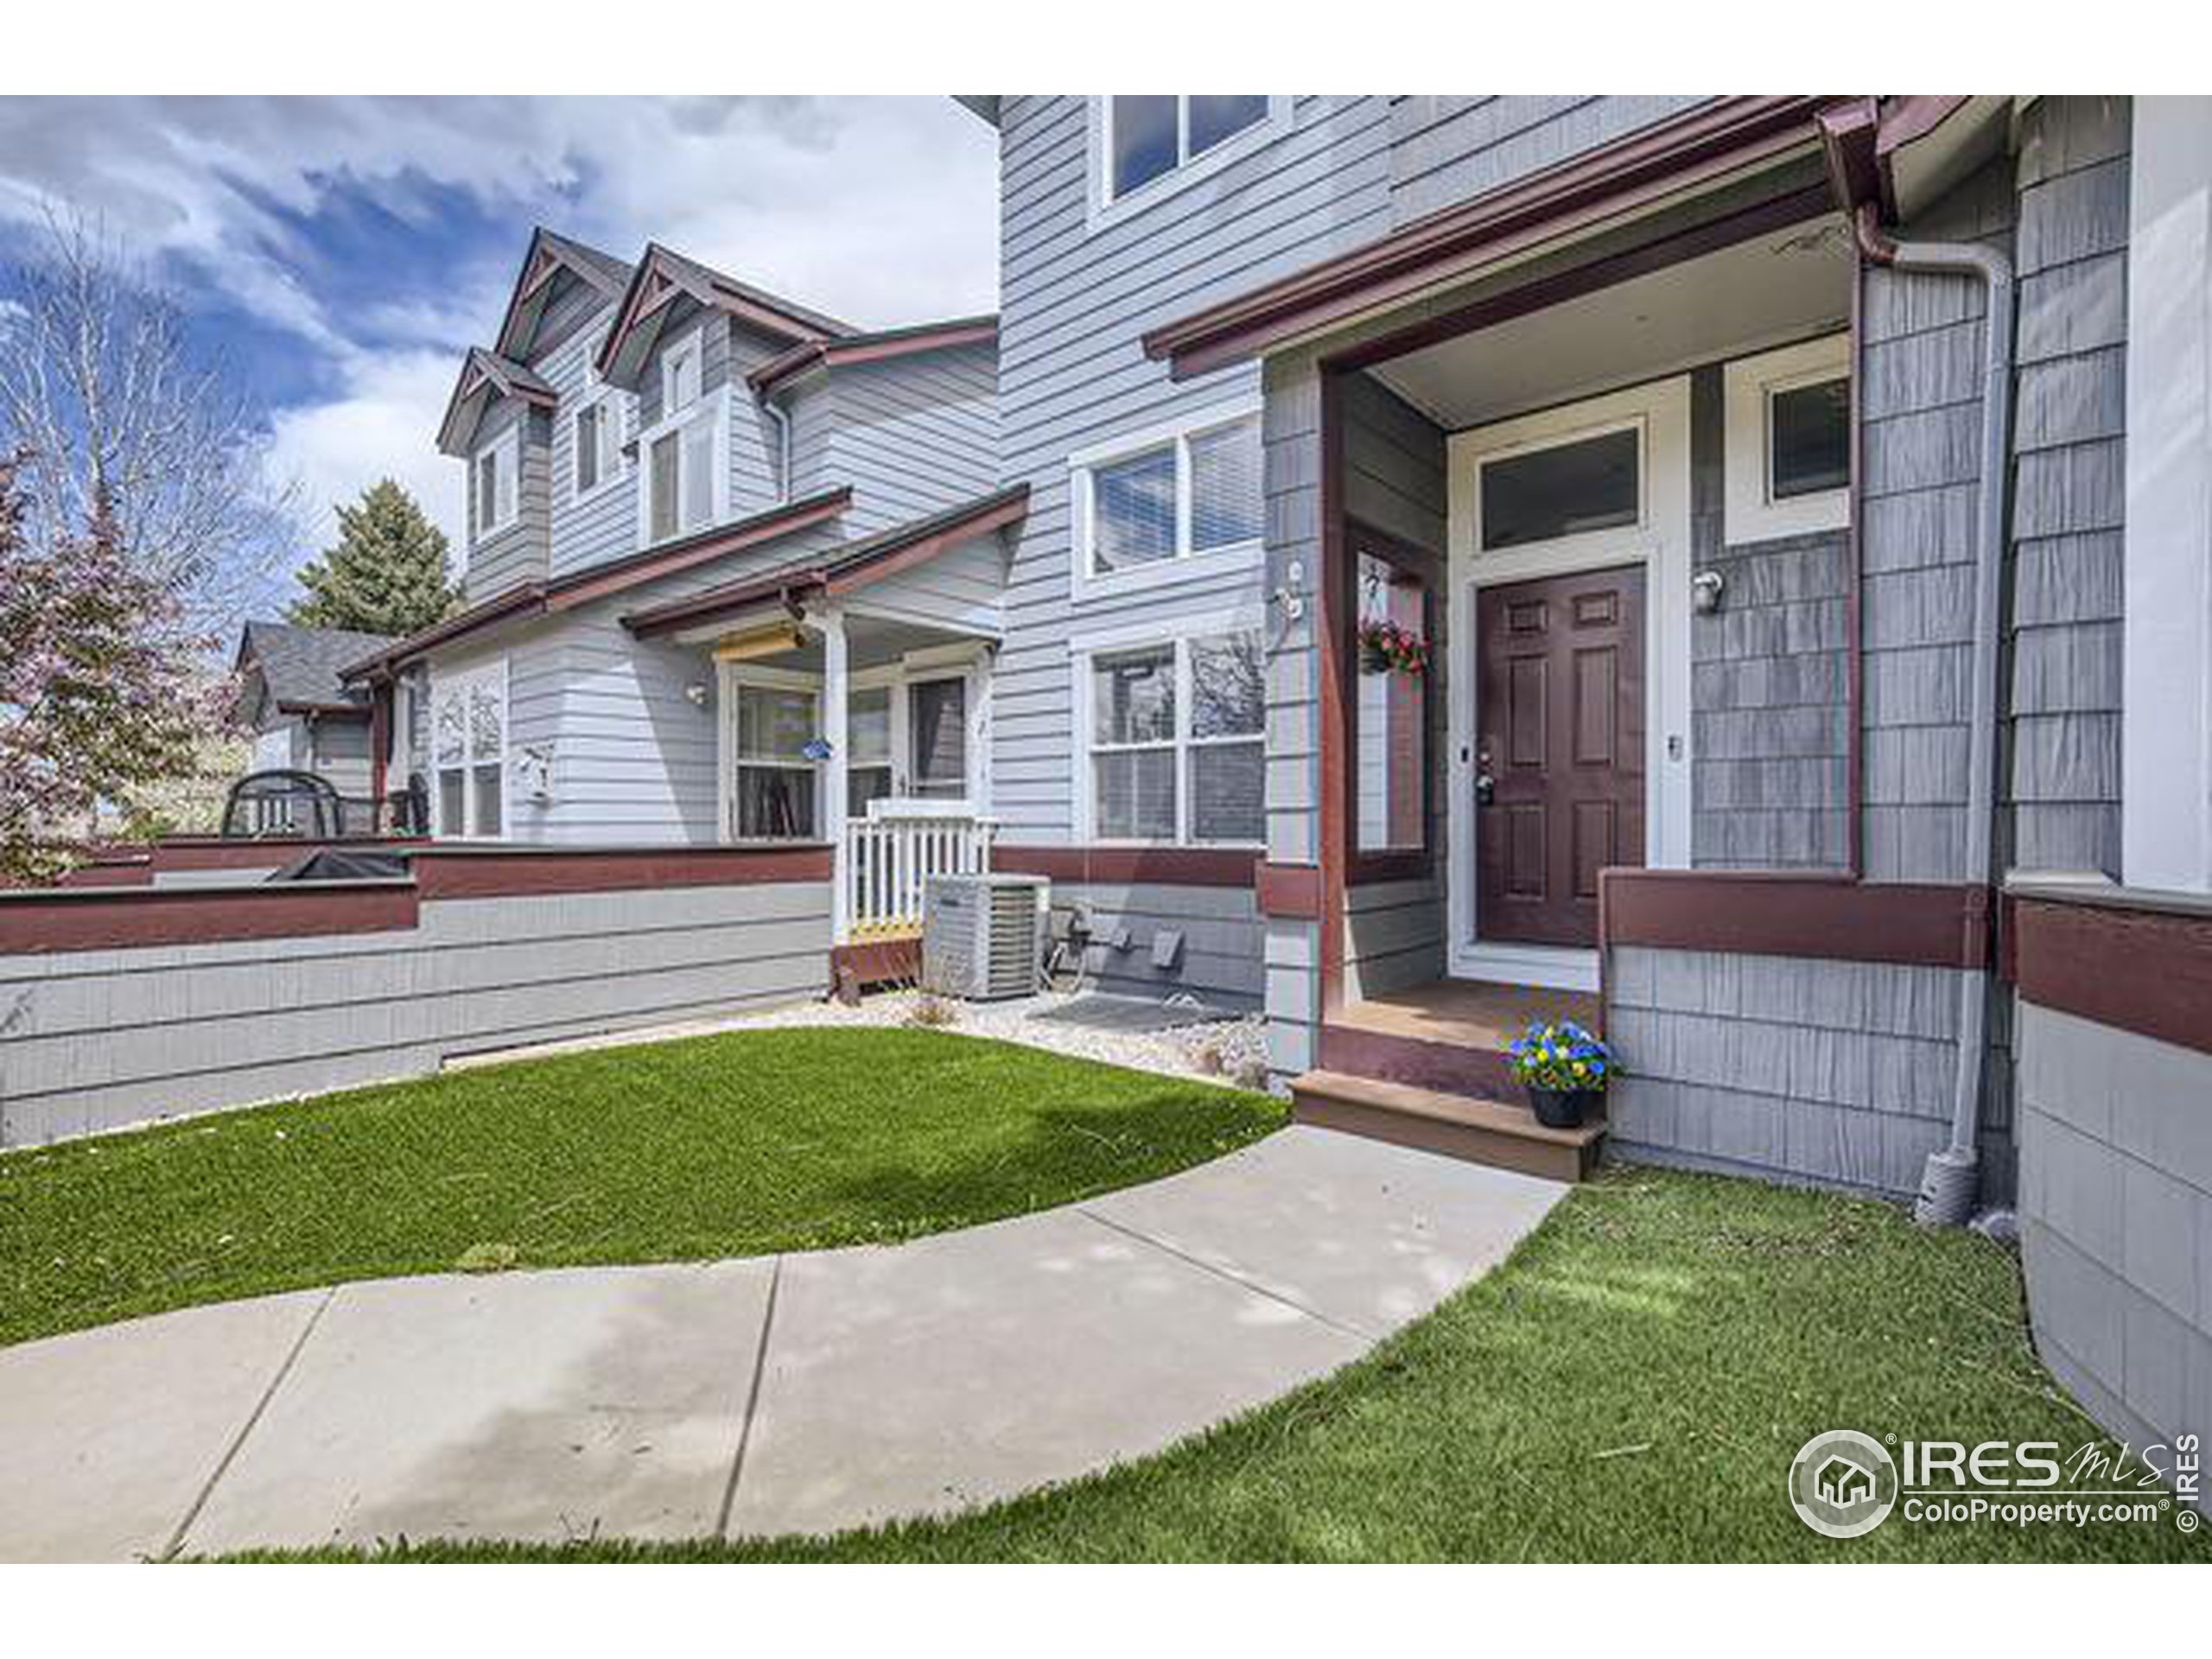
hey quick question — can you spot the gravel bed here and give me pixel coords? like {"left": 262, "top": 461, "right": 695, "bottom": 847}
{"left": 459, "top": 988, "right": 1273, "bottom": 1090}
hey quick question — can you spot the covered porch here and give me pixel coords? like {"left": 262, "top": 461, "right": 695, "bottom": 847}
{"left": 621, "top": 487, "right": 1026, "bottom": 951}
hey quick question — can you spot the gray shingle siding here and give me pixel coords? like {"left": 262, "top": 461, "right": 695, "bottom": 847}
{"left": 461, "top": 398, "right": 551, "bottom": 603}
{"left": 1387, "top": 95, "right": 1711, "bottom": 225}
{"left": 2006, "top": 96, "right": 2131, "bottom": 879}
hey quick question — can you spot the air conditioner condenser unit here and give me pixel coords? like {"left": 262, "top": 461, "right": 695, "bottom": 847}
{"left": 921, "top": 874, "right": 1049, "bottom": 1000}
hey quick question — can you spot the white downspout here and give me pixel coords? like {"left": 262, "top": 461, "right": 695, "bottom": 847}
{"left": 760, "top": 393, "right": 793, "bottom": 505}
{"left": 1853, "top": 207, "right": 2018, "bottom": 1225}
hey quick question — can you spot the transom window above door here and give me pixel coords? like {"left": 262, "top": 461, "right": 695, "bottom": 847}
{"left": 1478, "top": 426, "right": 1641, "bottom": 551}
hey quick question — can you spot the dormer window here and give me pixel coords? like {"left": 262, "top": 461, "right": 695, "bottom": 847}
{"left": 1099, "top": 97, "right": 1279, "bottom": 212}
{"left": 473, "top": 425, "right": 519, "bottom": 542}
{"left": 663, "top": 328, "right": 702, "bottom": 416}
{"left": 639, "top": 324, "right": 725, "bottom": 545}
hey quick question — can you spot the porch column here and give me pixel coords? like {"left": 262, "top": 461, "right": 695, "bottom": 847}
{"left": 819, "top": 609, "right": 851, "bottom": 940}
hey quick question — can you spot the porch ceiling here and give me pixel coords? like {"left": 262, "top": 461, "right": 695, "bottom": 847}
{"left": 1369, "top": 212, "right": 1853, "bottom": 431}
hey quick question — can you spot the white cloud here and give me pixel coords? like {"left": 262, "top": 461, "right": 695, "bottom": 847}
{"left": 266, "top": 348, "right": 465, "bottom": 556}
{"left": 0, "top": 96, "right": 1001, "bottom": 555}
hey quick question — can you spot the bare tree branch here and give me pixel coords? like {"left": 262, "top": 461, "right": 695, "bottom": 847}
{"left": 0, "top": 206, "right": 296, "bottom": 637}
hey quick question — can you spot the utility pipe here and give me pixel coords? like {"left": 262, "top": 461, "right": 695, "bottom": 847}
{"left": 1849, "top": 203, "right": 2016, "bottom": 1226}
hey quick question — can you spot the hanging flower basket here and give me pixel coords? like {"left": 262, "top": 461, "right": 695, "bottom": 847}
{"left": 1357, "top": 618, "right": 1429, "bottom": 677}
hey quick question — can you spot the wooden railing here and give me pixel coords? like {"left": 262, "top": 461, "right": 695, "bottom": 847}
{"left": 842, "top": 808, "right": 997, "bottom": 939}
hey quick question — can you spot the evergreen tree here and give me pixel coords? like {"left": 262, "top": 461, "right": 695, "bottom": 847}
{"left": 288, "top": 479, "right": 456, "bottom": 635}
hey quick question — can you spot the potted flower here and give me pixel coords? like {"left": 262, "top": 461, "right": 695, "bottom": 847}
{"left": 1357, "top": 617, "right": 1429, "bottom": 677}
{"left": 1505, "top": 1020, "right": 1615, "bottom": 1129}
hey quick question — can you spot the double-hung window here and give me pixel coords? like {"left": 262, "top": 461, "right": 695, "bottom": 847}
{"left": 640, "top": 326, "right": 723, "bottom": 544}
{"left": 728, "top": 679, "right": 818, "bottom": 841}
{"left": 430, "top": 663, "right": 506, "bottom": 839}
{"left": 1102, "top": 97, "right": 1276, "bottom": 207}
{"left": 1074, "top": 402, "right": 1263, "bottom": 596}
{"left": 473, "top": 425, "right": 519, "bottom": 543}
{"left": 1084, "top": 624, "right": 1265, "bottom": 845}
{"left": 571, "top": 328, "right": 626, "bottom": 505}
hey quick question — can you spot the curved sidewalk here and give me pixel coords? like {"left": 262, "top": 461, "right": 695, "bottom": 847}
{"left": 0, "top": 1126, "right": 1566, "bottom": 1561}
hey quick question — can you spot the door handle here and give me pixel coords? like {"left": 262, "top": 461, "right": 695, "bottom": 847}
{"left": 1474, "top": 746, "right": 1495, "bottom": 807}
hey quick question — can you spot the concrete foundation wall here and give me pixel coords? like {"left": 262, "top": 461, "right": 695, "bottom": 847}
{"left": 2017, "top": 1001, "right": 2212, "bottom": 1452}
{"left": 0, "top": 880, "right": 832, "bottom": 1147}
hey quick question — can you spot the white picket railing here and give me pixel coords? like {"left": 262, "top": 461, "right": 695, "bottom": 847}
{"left": 842, "top": 810, "right": 997, "bottom": 939}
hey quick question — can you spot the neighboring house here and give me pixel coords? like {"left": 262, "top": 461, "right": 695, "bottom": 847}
{"left": 337, "top": 228, "right": 1007, "bottom": 941}
{"left": 232, "top": 620, "right": 397, "bottom": 815}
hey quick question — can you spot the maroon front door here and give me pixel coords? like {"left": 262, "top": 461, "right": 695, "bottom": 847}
{"left": 1474, "top": 565, "right": 1645, "bottom": 946}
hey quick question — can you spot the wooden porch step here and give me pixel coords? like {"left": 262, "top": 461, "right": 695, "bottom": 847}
{"left": 1289, "top": 1069, "right": 1605, "bottom": 1183}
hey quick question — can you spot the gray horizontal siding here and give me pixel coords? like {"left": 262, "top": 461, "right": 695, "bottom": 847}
{"left": 1387, "top": 95, "right": 1710, "bottom": 225}
{"left": 1605, "top": 945, "right": 1999, "bottom": 1199}
{"left": 818, "top": 343, "right": 999, "bottom": 534}
{"left": 1048, "top": 880, "right": 1262, "bottom": 1008}
{"left": 462, "top": 399, "right": 551, "bottom": 603}
{"left": 0, "top": 881, "right": 833, "bottom": 1147}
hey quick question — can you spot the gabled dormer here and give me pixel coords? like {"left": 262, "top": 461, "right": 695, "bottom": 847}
{"left": 595, "top": 244, "right": 855, "bottom": 545}
{"left": 436, "top": 346, "right": 556, "bottom": 603}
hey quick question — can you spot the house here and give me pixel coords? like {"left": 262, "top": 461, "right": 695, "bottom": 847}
{"left": 232, "top": 620, "right": 397, "bottom": 825}
{"left": 15, "top": 96, "right": 2201, "bottom": 1464}
{"left": 335, "top": 227, "right": 1007, "bottom": 946}
{"left": 1815, "top": 1456, "right": 1874, "bottom": 1508}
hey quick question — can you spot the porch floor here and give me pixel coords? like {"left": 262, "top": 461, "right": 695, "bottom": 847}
{"left": 1332, "top": 979, "right": 1601, "bottom": 1050}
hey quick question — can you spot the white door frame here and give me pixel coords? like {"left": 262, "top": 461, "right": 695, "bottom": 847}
{"left": 1444, "top": 375, "right": 1694, "bottom": 990}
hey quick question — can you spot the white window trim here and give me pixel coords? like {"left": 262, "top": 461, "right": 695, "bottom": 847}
{"left": 429, "top": 659, "right": 509, "bottom": 841}
{"left": 637, "top": 380, "right": 731, "bottom": 548}
{"left": 1069, "top": 395, "right": 1264, "bottom": 605}
{"left": 1068, "top": 604, "right": 1267, "bottom": 849}
{"left": 569, "top": 392, "right": 626, "bottom": 508}
{"left": 1723, "top": 333, "right": 1853, "bottom": 543}
{"left": 717, "top": 662, "right": 823, "bottom": 844}
{"left": 472, "top": 423, "right": 521, "bottom": 544}
{"left": 1087, "top": 96, "right": 1290, "bottom": 232}
{"left": 1445, "top": 376, "right": 1694, "bottom": 991}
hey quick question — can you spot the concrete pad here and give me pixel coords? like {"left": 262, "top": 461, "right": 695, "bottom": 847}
{"left": 0, "top": 1290, "right": 325, "bottom": 1562}
{"left": 1083, "top": 1124, "right": 1567, "bottom": 1338}
{"left": 178, "top": 1260, "right": 773, "bottom": 1556}
{"left": 728, "top": 1206, "right": 1365, "bottom": 1538}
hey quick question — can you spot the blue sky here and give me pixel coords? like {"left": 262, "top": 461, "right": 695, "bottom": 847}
{"left": 0, "top": 97, "right": 1000, "bottom": 565}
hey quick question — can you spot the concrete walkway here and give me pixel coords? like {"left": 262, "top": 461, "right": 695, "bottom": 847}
{"left": 0, "top": 1127, "right": 1566, "bottom": 1560}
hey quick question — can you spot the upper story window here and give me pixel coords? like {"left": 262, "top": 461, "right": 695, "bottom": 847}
{"left": 571, "top": 328, "right": 627, "bottom": 505}
{"left": 1092, "top": 97, "right": 1287, "bottom": 225}
{"left": 662, "top": 327, "right": 703, "bottom": 416}
{"left": 1071, "top": 398, "right": 1263, "bottom": 600}
{"left": 1723, "top": 333, "right": 1852, "bottom": 542}
{"left": 473, "top": 424, "right": 520, "bottom": 543}
{"left": 639, "top": 326, "right": 725, "bottom": 545}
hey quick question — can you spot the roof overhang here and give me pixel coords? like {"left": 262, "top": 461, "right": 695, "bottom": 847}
{"left": 1141, "top": 95, "right": 1848, "bottom": 380}
{"left": 748, "top": 315, "right": 1000, "bottom": 398}
{"left": 594, "top": 245, "right": 852, "bottom": 388}
{"left": 275, "top": 698, "right": 373, "bottom": 721}
{"left": 1820, "top": 95, "right": 2013, "bottom": 226}
{"left": 622, "top": 484, "right": 1028, "bottom": 640}
{"left": 436, "top": 347, "right": 559, "bottom": 457}
{"left": 340, "top": 486, "right": 855, "bottom": 682}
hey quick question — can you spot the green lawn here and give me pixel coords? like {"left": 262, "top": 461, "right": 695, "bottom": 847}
{"left": 251, "top": 1168, "right": 2204, "bottom": 1563}
{"left": 0, "top": 1027, "right": 1283, "bottom": 1349}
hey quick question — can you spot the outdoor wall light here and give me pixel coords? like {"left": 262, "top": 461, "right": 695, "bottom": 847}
{"left": 684, "top": 683, "right": 710, "bottom": 707}
{"left": 1692, "top": 569, "right": 1726, "bottom": 615}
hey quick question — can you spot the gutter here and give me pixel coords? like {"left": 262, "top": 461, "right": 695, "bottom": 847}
{"left": 1825, "top": 104, "right": 2018, "bottom": 1226}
